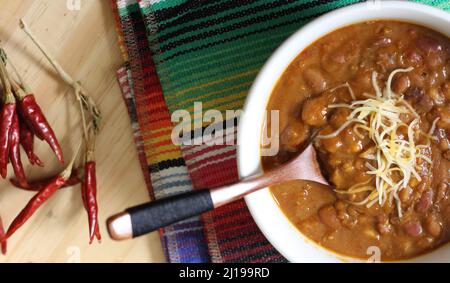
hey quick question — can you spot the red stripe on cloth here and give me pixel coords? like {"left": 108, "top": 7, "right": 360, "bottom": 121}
{"left": 186, "top": 149, "right": 236, "bottom": 171}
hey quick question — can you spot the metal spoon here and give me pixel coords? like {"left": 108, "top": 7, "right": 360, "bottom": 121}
{"left": 107, "top": 144, "right": 328, "bottom": 241}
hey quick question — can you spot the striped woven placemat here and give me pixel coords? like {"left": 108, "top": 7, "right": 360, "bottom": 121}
{"left": 111, "top": 0, "right": 450, "bottom": 263}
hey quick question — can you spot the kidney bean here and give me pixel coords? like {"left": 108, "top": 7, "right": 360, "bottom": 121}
{"left": 405, "top": 87, "right": 424, "bottom": 101}
{"left": 318, "top": 205, "right": 340, "bottom": 229}
{"left": 417, "top": 36, "right": 442, "bottom": 53}
{"left": 403, "top": 221, "right": 423, "bottom": 237}
{"left": 392, "top": 75, "right": 411, "bottom": 94}
{"left": 404, "top": 49, "right": 423, "bottom": 65}
{"left": 416, "top": 188, "right": 433, "bottom": 213}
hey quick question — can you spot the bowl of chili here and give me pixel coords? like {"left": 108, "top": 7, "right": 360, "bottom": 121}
{"left": 238, "top": 1, "right": 450, "bottom": 262}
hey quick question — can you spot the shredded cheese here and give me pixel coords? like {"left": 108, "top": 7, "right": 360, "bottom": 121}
{"left": 318, "top": 67, "right": 435, "bottom": 216}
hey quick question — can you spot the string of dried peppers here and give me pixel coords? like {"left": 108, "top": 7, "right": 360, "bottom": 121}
{"left": 0, "top": 20, "right": 102, "bottom": 254}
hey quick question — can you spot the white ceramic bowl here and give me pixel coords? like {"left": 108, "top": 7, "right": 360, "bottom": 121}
{"left": 237, "top": 1, "right": 450, "bottom": 263}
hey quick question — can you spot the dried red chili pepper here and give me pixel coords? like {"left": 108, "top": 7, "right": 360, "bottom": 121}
{"left": 0, "top": 214, "right": 7, "bottom": 255}
{"left": 84, "top": 161, "right": 101, "bottom": 243}
{"left": 10, "top": 169, "right": 81, "bottom": 192}
{"left": 17, "top": 95, "right": 64, "bottom": 164}
{"left": 1, "top": 49, "right": 56, "bottom": 166}
{"left": 81, "top": 182, "right": 101, "bottom": 240}
{"left": 6, "top": 174, "right": 67, "bottom": 238}
{"left": 5, "top": 144, "right": 80, "bottom": 239}
{"left": 0, "top": 61, "right": 17, "bottom": 179}
{"left": 19, "top": 119, "right": 43, "bottom": 167}
{"left": 9, "top": 113, "right": 28, "bottom": 188}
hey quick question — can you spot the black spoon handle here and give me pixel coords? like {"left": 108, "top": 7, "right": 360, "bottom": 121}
{"left": 127, "top": 189, "right": 213, "bottom": 238}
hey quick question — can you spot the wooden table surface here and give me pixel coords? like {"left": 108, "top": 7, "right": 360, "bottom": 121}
{"left": 0, "top": 0, "right": 165, "bottom": 263}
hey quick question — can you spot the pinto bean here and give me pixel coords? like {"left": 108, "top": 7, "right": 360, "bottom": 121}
{"left": 392, "top": 75, "right": 411, "bottom": 94}
{"left": 444, "top": 150, "right": 450, "bottom": 161}
{"left": 437, "top": 107, "right": 450, "bottom": 129}
{"left": 280, "top": 121, "right": 310, "bottom": 152}
{"left": 399, "top": 186, "right": 413, "bottom": 204}
{"left": 424, "top": 215, "right": 442, "bottom": 237}
{"left": 427, "top": 53, "right": 444, "bottom": 68}
{"left": 377, "top": 222, "right": 392, "bottom": 235}
{"left": 436, "top": 183, "right": 449, "bottom": 202}
{"left": 318, "top": 205, "right": 340, "bottom": 229}
{"left": 335, "top": 200, "right": 347, "bottom": 212}
{"left": 303, "top": 68, "right": 328, "bottom": 93}
{"left": 319, "top": 130, "right": 344, "bottom": 153}
{"left": 330, "top": 168, "right": 348, "bottom": 189}
{"left": 374, "top": 214, "right": 391, "bottom": 235}
{"left": 373, "top": 37, "right": 392, "bottom": 47}
{"left": 417, "top": 237, "right": 435, "bottom": 249}
{"left": 418, "top": 94, "right": 434, "bottom": 113}
{"left": 330, "top": 108, "right": 350, "bottom": 129}
{"left": 416, "top": 188, "right": 433, "bottom": 213}
{"left": 403, "top": 221, "right": 423, "bottom": 237}
{"left": 442, "top": 82, "right": 450, "bottom": 100}
{"left": 409, "top": 71, "right": 427, "bottom": 88}
{"left": 301, "top": 95, "right": 330, "bottom": 127}
{"left": 437, "top": 128, "right": 450, "bottom": 151}
{"left": 429, "top": 87, "right": 446, "bottom": 105}
{"left": 331, "top": 52, "right": 346, "bottom": 64}
{"left": 377, "top": 47, "right": 398, "bottom": 70}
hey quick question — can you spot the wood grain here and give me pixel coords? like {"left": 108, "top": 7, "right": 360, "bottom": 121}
{"left": 0, "top": 0, "right": 166, "bottom": 263}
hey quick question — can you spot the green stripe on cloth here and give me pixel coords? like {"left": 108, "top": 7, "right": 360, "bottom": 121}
{"left": 142, "top": 0, "right": 363, "bottom": 116}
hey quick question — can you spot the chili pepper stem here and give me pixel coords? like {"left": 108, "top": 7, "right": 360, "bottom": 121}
{"left": 20, "top": 20, "right": 74, "bottom": 87}
{"left": 20, "top": 20, "right": 101, "bottom": 126}
{"left": 0, "top": 61, "right": 19, "bottom": 105}
{"left": 0, "top": 61, "right": 14, "bottom": 100}
{"left": 0, "top": 46, "right": 30, "bottom": 94}
{"left": 76, "top": 90, "right": 89, "bottom": 145}
{"left": 7, "top": 72, "right": 28, "bottom": 100}
{"left": 62, "top": 143, "right": 82, "bottom": 180}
